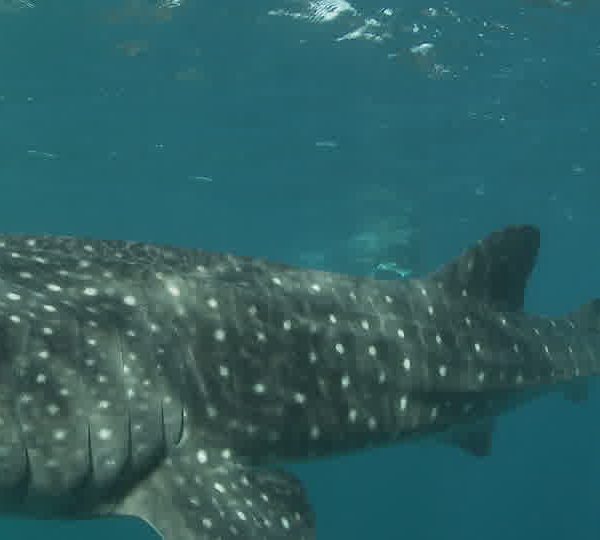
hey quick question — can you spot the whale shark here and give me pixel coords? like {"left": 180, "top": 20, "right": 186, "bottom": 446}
{"left": 0, "top": 225, "right": 597, "bottom": 539}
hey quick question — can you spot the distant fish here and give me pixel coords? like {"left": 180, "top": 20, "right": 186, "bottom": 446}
{"left": 26, "top": 149, "right": 58, "bottom": 160}
{"left": 0, "top": 225, "right": 598, "bottom": 538}
{"left": 188, "top": 175, "right": 214, "bottom": 183}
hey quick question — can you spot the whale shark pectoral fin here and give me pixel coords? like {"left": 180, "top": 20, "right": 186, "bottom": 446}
{"left": 112, "top": 439, "right": 315, "bottom": 540}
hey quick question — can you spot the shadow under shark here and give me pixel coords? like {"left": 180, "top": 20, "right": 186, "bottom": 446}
{"left": 0, "top": 225, "right": 597, "bottom": 539}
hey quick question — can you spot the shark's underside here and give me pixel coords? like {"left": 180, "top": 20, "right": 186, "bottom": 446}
{"left": 0, "top": 225, "right": 597, "bottom": 539}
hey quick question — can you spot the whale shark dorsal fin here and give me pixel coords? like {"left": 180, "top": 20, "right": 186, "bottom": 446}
{"left": 429, "top": 225, "right": 541, "bottom": 312}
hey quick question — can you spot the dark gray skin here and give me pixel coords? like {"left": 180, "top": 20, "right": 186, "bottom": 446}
{"left": 0, "top": 225, "right": 597, "bottom": 539}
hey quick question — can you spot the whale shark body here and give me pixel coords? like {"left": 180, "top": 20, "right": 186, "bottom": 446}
{"left": 0, "top": 225, "right": 597, "bottom": 539}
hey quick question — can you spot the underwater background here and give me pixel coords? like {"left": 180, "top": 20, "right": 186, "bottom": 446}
{"left": 0, "top": 0, "right": 599, "bottom": 538}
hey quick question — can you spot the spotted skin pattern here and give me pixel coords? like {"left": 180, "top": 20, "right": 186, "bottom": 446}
{"left": 0, "top": 226, "right": 598, "bottom": 539}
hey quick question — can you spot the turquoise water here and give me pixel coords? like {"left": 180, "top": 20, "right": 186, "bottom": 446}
{"left": 0, "top": 1, "right": 599, "bottom": 538}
